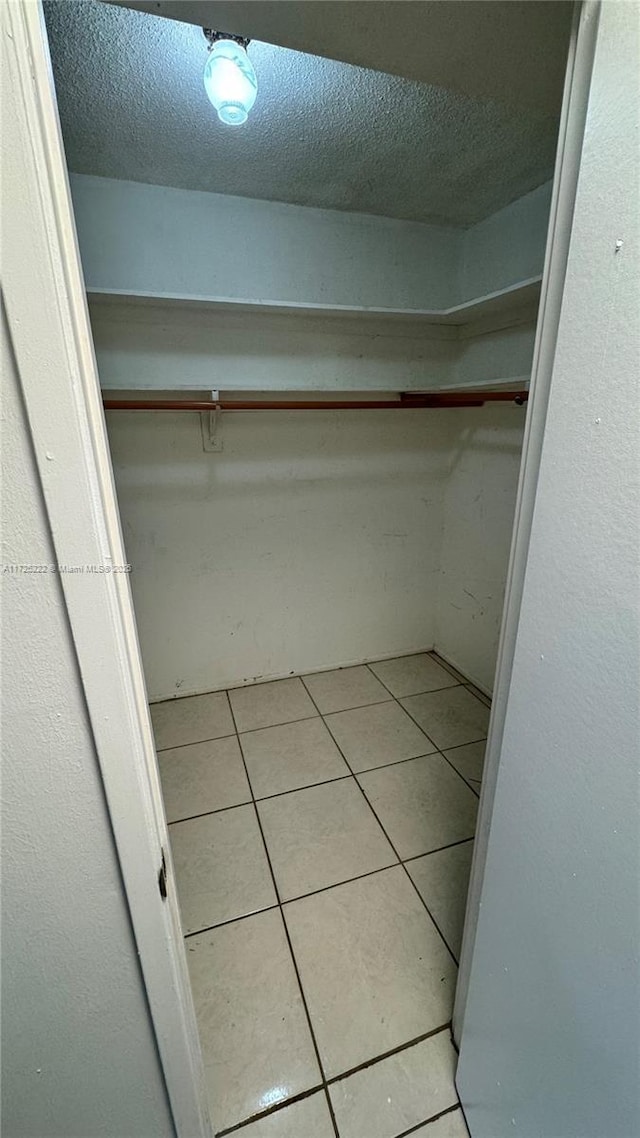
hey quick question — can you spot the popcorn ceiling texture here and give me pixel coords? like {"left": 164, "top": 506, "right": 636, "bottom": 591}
{"left": 45, "top": 0, "right": 559, "bottom": 227}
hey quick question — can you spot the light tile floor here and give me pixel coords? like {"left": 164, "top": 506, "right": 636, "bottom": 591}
{"left": 153, "top": 652, "right": 487, "bottom": 1138}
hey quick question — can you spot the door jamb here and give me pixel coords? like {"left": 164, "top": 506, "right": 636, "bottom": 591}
{"left": 2, "top": 2, "right": 211, "bottom": 1133}
{"left": 453, "top": 0, "right": 601, "bottom": 1042}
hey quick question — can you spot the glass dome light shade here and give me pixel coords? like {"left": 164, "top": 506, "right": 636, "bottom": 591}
{"left": 203, "top": 39, "right": 257, "bottom": 126}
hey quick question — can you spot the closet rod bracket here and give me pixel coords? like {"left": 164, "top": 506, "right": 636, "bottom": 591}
{"left": 201, "top": 392, "right": 223, "bottom": 452}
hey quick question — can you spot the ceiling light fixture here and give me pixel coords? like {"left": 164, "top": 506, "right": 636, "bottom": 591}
{"left": 203, "top": 29, "right": 258, "bottom": 126}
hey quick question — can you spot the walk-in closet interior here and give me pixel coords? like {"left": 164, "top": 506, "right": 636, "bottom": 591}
{"left": 45, "top": 2, "right": 571, "bottom": 1135}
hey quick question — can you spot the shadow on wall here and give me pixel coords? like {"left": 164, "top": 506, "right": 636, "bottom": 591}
{"left": 103, "top": 403, "right": 525, "bottom": 697}
{"left": 105, "top": 408, "right": 456, "bottom": 501}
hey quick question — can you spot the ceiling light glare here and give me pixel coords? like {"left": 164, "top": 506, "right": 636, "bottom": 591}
{"left": 203, "top": 33, "right": 258, "bottom": 126}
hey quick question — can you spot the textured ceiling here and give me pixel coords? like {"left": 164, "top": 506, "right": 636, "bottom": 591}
{"left": 117, "top": 0, "right": 572, "bottom": 115}
{"left": 45, "top": 0, "right": 560, "bottom": 227}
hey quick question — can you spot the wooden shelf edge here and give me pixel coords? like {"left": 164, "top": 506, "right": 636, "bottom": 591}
{"left": 87, "top": 276, "right": 543, "bottom": 330}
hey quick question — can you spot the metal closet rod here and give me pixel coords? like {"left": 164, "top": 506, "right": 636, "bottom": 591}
{"left": 103, "top": 391, "right": 528, "bottom": 411}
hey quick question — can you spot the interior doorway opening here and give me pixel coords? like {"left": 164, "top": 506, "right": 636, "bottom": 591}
{"left": 42, "top": 2, "right": 571, "bottom": 1134}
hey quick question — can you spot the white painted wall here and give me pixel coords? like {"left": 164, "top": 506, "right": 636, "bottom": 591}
{"left": 106, "top": 407, "right": 451, "bottom": 699}
{"left": 72, "top": 171, "right": 548, "bottom": 697}
{"left": 1, "top": 323, "right": 175, "bottom": 1138}
{"left": 71, "top": 173, "right": 551, "bottom": 311}
{"left": 70, "top": 174, "right": 461, "bottom": 309}
{"left": 457, "top": 4, "right": 640, "bottom": 1135}
{"left": 105, "top": 400, "right": 522, "bottom": 700}
{"left": 91, "top": 301, "right": 459, "bottom": 392}
{"left": 461, "top": 181, "right": 553, "bottom": 300}
{"left": 71, "top": 174, "right": 550, "bottom": 395}
{"left": 454, "top": 323, "right": 536, "bottom": 390}
{"left": 435, "top": 405, "right": 526, "bottom": 692}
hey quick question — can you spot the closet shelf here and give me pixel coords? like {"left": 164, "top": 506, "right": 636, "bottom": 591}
{"left": 87, "top": 275, "right": 542, "bottom": 332}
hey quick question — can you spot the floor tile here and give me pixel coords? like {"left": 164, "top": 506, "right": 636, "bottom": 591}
{"left": 186, "top": 910, "right": 321, "bottom": 1133}
{"left": 150, "top": 691, "right": 234, "bottom": 750}
{"left": 258, "top": 779, "right": 396, "bottom": 901}
{"left": 229, "top": 677, "right": 317, "bottom": 732}
{"left": 400, "top": 687, "right": 490, "bottom": 750}
{"left": 325, "top": 700, "right": 435, "bottom": 774}
{"left": 369, "top": 654, "right": 460, "bottom": 698}
{"left": 329, "top": 1030, "right": 457, "bottom": 1138}
{"left": 241, "top": 717, "right": 349, "bottom": 799}
{"left": 158, "top": 735, "right": 250, "bottom": 823}
{"left": 443, "top": 741, "right": 486, "bottom": 795}
{"left": 412, "top": 1107, "right": 470, "bottom": 1137}
{"left": 406, "top": 842, "right": 474, "bottom": 960}
{"left": 239, "top": 1093, "right": 335, "bottom": 1137}
{"left": 302, "top": 665, "right": 390, "bottom": 713}
{"left": 358, "top": 755, "right": 478, "bottom": 860}
{"left": 284, "top": 867, "right": 457, "bottom": 1078}
{"left": 169, "top": 806, "right": 276, "bottom": 933}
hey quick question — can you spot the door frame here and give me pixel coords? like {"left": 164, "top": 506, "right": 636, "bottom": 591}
{"left": 452, "top": 0, "right": 600, "bottom": 1041}
{"left": 2, "top": 0, "right": 600, "bottom": 1129}
{"left": 2, "top": 2, "right": 210, "bottom": 1134}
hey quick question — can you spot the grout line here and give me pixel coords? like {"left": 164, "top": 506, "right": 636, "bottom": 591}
{"left": 183, "top": 902, "right": 279, "bottom": 940}
{"left": 350, "top": 749, "right": 437, "bottom": 773}
{"left": 379, "top": 703, "right": 438, "bottom": 752}
{"left": 214, "top": 1081, "right": 326, "bottom": 1137}
{"left": 363, "top": 661, "right": 462, "bottom": 700}
{"left": 165, "top": 740, "right": 482, "bottom": 827}
{"left": 332, "top": 664, "right": 483, "bottom": 801}
{"left": 371, "top": 815, "right": 459, "bottom": 964}
{"left": 183, "top": 830, "right": 476, "bottom": 941}
{"left": 300, "top": 671, "right": 395, "bottom": 714}
{"left": 230, "top": 700, "right": 341, "bottom": 1138}
{"left": 428, "top": 651, "right": 493, "bottom": 709}
{"left": 255, "top": 772, "right": 353, "bottom": 803}
{"left": 253, "top": 750, "right": 443, "bottom": 806}
{"left": 155, "top": 703, "right": 485, "bottom": 758}
{"left": 214, "top": 1022, "right": 456, "bottom": 1137}
{"left": 235, "top": 712, "right": 320, "bottom": 738}
{"left": 154, "top": 729, "right": 237, "bottom": 753}
{"left": 437, "top": 750, "right": 483, "bottom": 800}
{"left": 392, "top": 681, "right": 462, "bottom": 697}
{"left": 441, "top": 737, "right": 487, "bottom": 754}
{"left": 362, "top": 671, "right": 441, "bottom": 749}
{"left": 281, "top": 859, "right": 399, "bottom": 908}
{"left": 167, "top": 768, "right": 354, "bottom": 826}
{"left": 347, "top": 685, "right": 479, "bottom": 963}
{"left": 168, "top": 799, "right": 253, "bottom": 826}
{"left": 402, "top": 836, "right": 475, "bottom": 866}
{"left": 154, "top": 673, "right": 480, "bottom": 753}
{"left": 302, "top": 687, "right": 460, "bottom": 969}
{"left": 393, "top": 1102, "right": 462, "bottom": 1138}
{"left": 168, "top": 656, "right": 484, "bottom": 1134}
{"left": 392, "top": 695, "right": 487, "bottom": 800}
{"left": 326, "top": 1022, "right": 451, "bottom": 1086}
{"left": 155, "top": 705, "right": 330, "bottom": 753}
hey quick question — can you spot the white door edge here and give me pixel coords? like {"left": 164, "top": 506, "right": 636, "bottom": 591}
{"left": 452, "top": 0, "right": 601, "bottom": 1044}
{"left": 2, "top": 3, "right": 211, "bottom": 1133}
